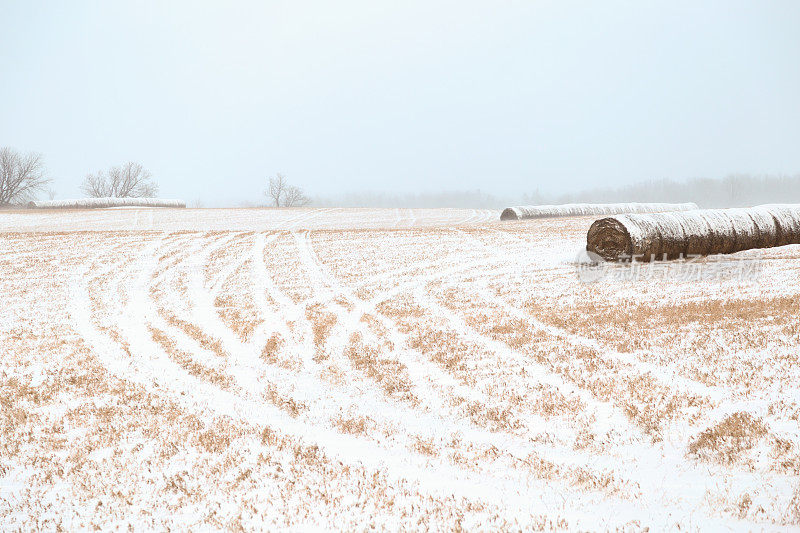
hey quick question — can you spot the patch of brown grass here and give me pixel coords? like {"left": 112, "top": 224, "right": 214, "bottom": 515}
{"left": 344, "top": 332, "right": 417, "bottom": 403}
{"left": 376, "top": 297, "right": 426, "bottom": 324}
{"left": 332, "top": 413, "right": 375, "bottom": 435}
{"left": 214, "top": 294, "right": 261, "bottom": 342}
{"left": 462, "top": 400, "right": 519, "bottom": 433}
{"left": 264, "top": 384, "right": 307, "bottom": 417}
{"left": 162, "top": 310, "right": 228, "bottom": 358}
{"left": 788, "top": 485, "right": 800, "bottom": 525}
{"left": 411, "top": 435, "right": 438, "bottom": 457}
{"left": 196, "top": 418, "right": 241, "bottom": 454}
{"left": 149, "top": 325, "right": 236, "bottom": 390}
{"left": 306, "top": 303, "right": 337, "bottom": 352}
{"left": 407, "top": 329, "right": 469, "bottom": 374}
{"left": 525, "top": 295, "right": 800, "bottom": 354}
{"left": 0, "top": 378, "right": 34, "bottom": 437}
{"left": 688, "top": 412, "right": 768, "bottom": 464}
{"left": 261, "top": 333, "right": 284, "bottom": 364}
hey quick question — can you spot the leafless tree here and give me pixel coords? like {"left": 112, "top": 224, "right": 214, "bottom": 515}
{"left": 81, "top": 162, "right": 158, "bottom": 198}
{"left": 0, "top": 147, "right": 50, "bottom": 206}
{"left": 282, "top": 185, "right": 310, "bottom": 207}
{"left": 266, "top": 173, "right": 287, "bottom": 207}
{"left": 265, "top": 173, "right": 310, "bottom": 207}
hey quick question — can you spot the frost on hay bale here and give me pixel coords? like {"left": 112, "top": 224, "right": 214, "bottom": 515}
{"left": 499, "top": 203, "right": 698, "bottom": 221}
{"left": 27, "top": 197, "right": 187, "bottom": 209}
{"left": 586, "top": 205, "right": 800, "bottom": 261}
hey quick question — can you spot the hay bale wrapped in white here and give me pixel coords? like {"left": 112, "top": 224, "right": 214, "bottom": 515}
{"left": 500, "top": 202, "right": 697, "bottom": 220}
{"left": 586, "top": 204, "right": 800, "bottom": 261}
{"left": 27, "top": 197, "right": 187, "bottom": 209}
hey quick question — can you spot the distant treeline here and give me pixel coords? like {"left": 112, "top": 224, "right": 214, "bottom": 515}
{"left": 549, "top": 174, "right": 800, "bottom": 208}
{"left": 312, "top": 190, "right": 503, "bottom": 209}
{"left": 313, "top": 174, "right": 800, "bottom": 209}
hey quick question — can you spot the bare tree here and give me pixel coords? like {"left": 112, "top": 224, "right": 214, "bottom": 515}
{"left": 81, "top": 162, "right": 158, "bottom": 198}
{"left": 266, "top": 173, "right": 287, "bottom": 207}
{"left": 0, "top": 147, "right": 50, "bottom": 206}
{"left": 282, "top": 185, "right": 310, "bottom": 207}
{"left": 265, "top": 173, "right": 310, "bottom": 207}
{"left": 80, "top": 173, "right": 109, "bottom": 198}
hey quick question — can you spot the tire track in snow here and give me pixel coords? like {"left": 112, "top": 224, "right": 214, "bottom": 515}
{"left": 461, "top": 228, "right": 723, "bottom": 399}
{"left": 291, "top": 231, "right": 707, "bottom": 507}
{"left": 476, "top": 227, "right": 800, "bottom": 431}
{"left": 291, "top": 232, "right": 603, "bottom": 454}
{"left": 295, "top": 229, "right": 619, "bottom": 442}
{"left": 293, "top": 230, "right": 500, "bottom": 409}
{"left": 173, "top": 231, "right": 555, "bottom": 477}
{"left": 444, "top": 228, "right": 799, "bottom": 518}
{"left": 65, "top": 233, "right": 698, "bottom": 530}
{"left": 290, "top": 230, "right": 791, "bottom": 529}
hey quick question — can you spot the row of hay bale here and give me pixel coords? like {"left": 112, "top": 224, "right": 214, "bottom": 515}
{"left": 27, "top": 197, "right": 186, "bottom": 209}
{"left": 586, "top": 205, "right": 800, "bottom": 261}
{"left": 500, "top": 202, "right": 698, "bottom": 220}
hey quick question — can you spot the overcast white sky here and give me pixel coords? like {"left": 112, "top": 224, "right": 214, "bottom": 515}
{"left": 1, "top": 1, "right": 799, "bottom": 205}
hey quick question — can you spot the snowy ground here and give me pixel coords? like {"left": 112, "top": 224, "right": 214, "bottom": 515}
{"left": 0, "top": 206, "right": 497, "bottom": 232}
{"left": 1, "top": 207, "right": 798, "bottom": 530}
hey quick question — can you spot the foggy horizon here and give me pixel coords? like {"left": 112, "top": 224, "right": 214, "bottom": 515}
{"left": 3, "top": 1, "right": 800, "bottom": 205}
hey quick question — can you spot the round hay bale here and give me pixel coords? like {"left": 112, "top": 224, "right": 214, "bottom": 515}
{"left": 499, "top": 203, "right": 698, "bottom": 221}
{"left": 586, "top": 205, "right": 800, "bottom": 261}
{"left": 500, "top": 208, "right": 520, "bottom": 221}
{"left": 767, "top": 205, "right": 800, "bottom": 247}
{"left": 27, "top": 197, "right": 187, "bottom": 209}
{"left": 586, "top": 217, "right": 633, "bottom": 261}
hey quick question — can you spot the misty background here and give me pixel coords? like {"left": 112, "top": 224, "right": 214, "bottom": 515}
{"left": 2, "top": 1, "right": 800, "bottom": 207}
{"left": 310, "top": 174, "right": 800, "bottom": 209}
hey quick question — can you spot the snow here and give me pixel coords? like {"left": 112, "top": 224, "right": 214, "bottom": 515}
{"left": 0, "top": 207, "right": 498, "bottom": 232}
{"left": 0, "top": 208, "right": 798, "bottom": 529}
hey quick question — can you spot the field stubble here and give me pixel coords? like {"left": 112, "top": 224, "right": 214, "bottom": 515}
{"left": 0, "top": 208, "right": 798, "bottom": 529}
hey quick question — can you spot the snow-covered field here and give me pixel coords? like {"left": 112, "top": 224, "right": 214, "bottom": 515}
{"left": 1, "top": 207, "right": 799, "bottom": 530}
{"left": 0, "top": 206, "right": 497, "bottom": 232}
